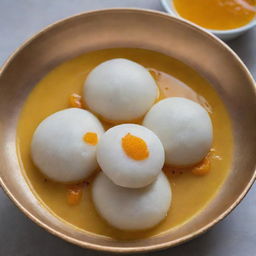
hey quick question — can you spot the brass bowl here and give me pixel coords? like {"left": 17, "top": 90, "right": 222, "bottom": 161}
{"left": 0, "top": 8, "right": 255, "bottom": 253}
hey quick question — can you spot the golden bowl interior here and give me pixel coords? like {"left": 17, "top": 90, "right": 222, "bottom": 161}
{"left": 0, "top": 9, "right": 256, "bottom": 253}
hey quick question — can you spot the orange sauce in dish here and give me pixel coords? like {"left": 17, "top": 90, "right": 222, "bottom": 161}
{"left": 16, "top": 48, "right": 233, "bottom": 240}
{"left": 173, "top": 0, "right": 256, "bottom": 30}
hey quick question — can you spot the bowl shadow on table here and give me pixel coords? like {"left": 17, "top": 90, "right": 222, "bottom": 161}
{"left": 227, "top": 27, "right": 256, "bottom": 72}
{"left": 0, "top": 189, "right": 235, "bottom": 256}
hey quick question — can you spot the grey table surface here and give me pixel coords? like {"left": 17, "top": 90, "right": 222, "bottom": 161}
{"left": 0, "top": 1, "right": 255, "bottom": 255}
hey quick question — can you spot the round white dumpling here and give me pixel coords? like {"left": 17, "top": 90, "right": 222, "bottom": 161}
{"left": 31, "top": 108, "right": 104, "bottom": 183}
{"left": 97, "top": 124, "right": 165, "bottom": 188}
{"left": 143, "top": 97, "right": 213, "bottom": 167}
{"left": 83, "top": 58, "right": 158, "bottom": 122}
{"left": 92, "top": 171, "right": 171, "bottom": 231}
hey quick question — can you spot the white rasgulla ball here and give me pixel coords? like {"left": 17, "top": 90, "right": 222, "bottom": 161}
{"left": 92, "top": 171, "right": 171, "bottom": 231}
{"left": 143, "top": 97, "right": 213, "bottom": 167}
{"left": 83, "top": 58, "right": 158, "bottom": 122}
{"left": 31, "top": 108, "right": 104, "bottom": 183}
{"left": 97, "top": 124, "right": 165, "bottom": 188}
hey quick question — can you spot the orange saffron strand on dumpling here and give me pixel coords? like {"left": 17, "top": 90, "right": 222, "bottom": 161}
{"left": 121, "top": 133, "right": 149, "bottom": 161}
{"left": 83, "top": 132, "right": 98, "bottom": 145}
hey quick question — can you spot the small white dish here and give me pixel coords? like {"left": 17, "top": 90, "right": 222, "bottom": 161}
{"left": 161, "top": 0, "right": 256, "bottom": 40}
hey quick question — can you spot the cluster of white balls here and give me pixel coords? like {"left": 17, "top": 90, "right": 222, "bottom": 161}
{"left": 31, "top": 58, "right": 213, "bottom": 231}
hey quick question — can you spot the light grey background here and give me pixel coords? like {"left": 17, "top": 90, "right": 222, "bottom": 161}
{"left": 0, "top": 1, "right": 255, "bottom": 255}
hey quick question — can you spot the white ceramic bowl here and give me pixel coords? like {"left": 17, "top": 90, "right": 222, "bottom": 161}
{"left": 161, "top": 0, "right": 256, "bottom": 40}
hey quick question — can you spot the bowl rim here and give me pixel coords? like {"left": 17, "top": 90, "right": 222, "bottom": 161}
{"left": 161, "top": 0, "right": 256, "bottom": 35}
{"left": 0, "top": 7, "right": 256, "bottom": 253}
